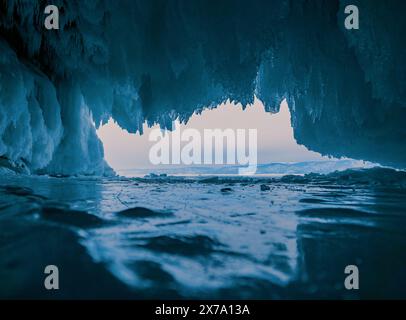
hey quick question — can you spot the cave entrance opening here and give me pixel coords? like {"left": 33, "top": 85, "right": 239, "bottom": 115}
{"left": 97, "top": 99, "right": 354, "bottom": 177}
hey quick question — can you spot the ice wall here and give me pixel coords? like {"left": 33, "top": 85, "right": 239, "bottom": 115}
{"left": 0, "top": 39, "right": 63, "bottom": 173}
{"left": 0, "top": 0, "right": 405, "bottom": 175}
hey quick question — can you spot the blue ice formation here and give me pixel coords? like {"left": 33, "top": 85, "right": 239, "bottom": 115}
{"left": 0, "top": 0, "right": 405, "bottom": 175}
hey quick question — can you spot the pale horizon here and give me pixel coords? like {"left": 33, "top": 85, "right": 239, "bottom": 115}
{"left": 97, "top": 99, "right": 332, "bottom": 170}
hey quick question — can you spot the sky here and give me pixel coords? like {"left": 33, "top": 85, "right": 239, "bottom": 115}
{"left": 97, "top": 99, "right": 329, "bottom": 170}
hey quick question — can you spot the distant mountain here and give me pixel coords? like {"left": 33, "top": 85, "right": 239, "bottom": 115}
{"left": 254, "top": 160, "right": 376, "bottom": 175}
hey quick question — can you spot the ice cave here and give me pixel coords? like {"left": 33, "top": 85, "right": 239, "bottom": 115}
{"left": 1, "top": 0, "right": 405, "bottom": 176}
{"left": 2, "top": 0, "right": 406, "bottom": 301}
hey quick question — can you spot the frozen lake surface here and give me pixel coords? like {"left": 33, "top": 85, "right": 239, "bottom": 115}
{"left": 1, "top": 168, "right": 406, "bottom": 299}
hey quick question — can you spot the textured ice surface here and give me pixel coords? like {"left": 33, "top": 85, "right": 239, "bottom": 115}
{"left": 1, "top": 168, "right": 406, "bottom": 299}
{"left": 1, "top": 0, "right": 406, "bottom": 175}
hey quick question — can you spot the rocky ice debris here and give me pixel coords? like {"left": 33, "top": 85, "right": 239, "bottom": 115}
{"left": 260, "top": 184, "right": 271, "bottom": 191}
